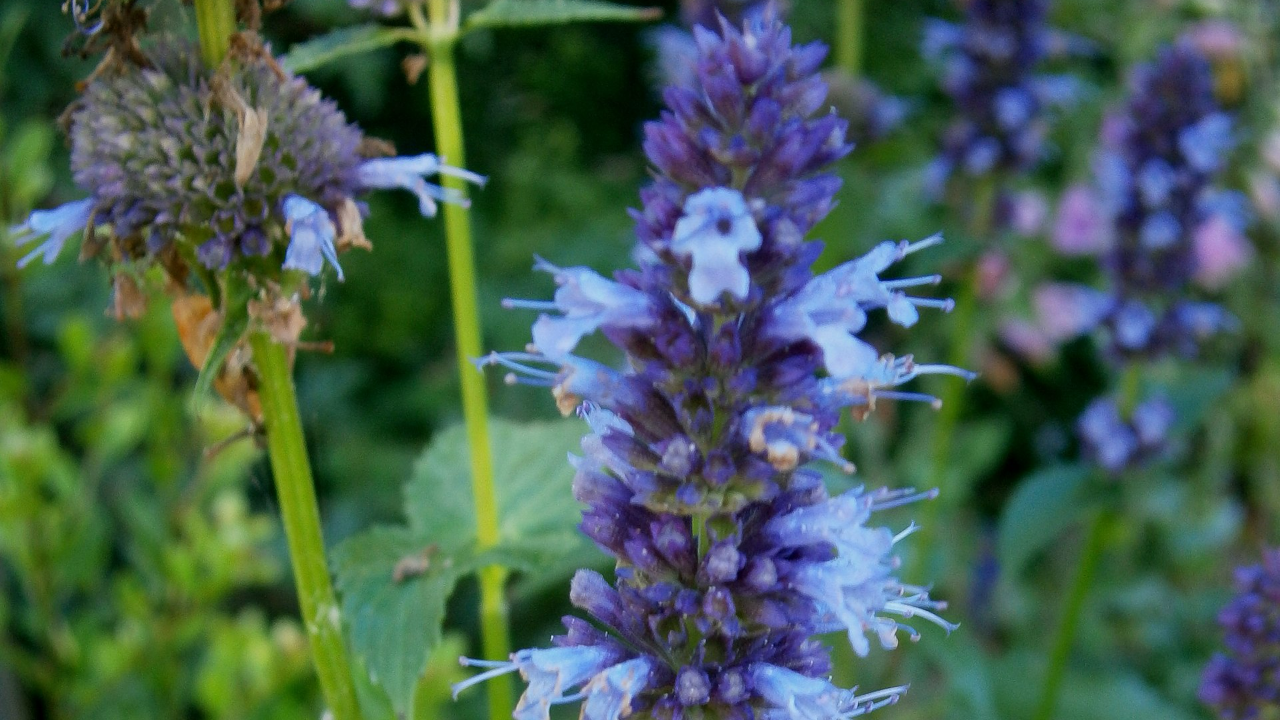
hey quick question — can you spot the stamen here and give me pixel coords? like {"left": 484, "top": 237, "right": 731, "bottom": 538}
{"left": 892, "top": 523, "right": 921, "bottom": 544}
{"left": 475, "top": 351, "right": 560, "bottom": 379}
{"left": 882, "top": 274, "right": 942, "bottom": 289}
{"left": 907, "top": 296, "right": 956, "bottom": 312}
{"left": 903, "top": 232, "right": 944, "bottom": 255}
{"left": 905, "top": 364, "right": 978, "bottom": 381}
{"left": 502, "top": 298, "right": 558, "bottom": 311}
{"left": 450, "top": 660, "right": 518, "bottom": 699}
{"left": 884, "top": 601, "right": 959, "bottom": 633}
{"left": 872, "top": 390, "right": 941, "bottom": 408}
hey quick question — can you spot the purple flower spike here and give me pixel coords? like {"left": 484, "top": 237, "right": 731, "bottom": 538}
{"left": 1200, "top": 549, "right": 1280, "bottom": 720}
{"left": 9, "top": 198, "right": 94, "bottom": 268}
{"left": 282, "top": 195, "right": 342, "bottom": 281}
{"left": 465, "top": 12, "right": 965, "bottom": 719}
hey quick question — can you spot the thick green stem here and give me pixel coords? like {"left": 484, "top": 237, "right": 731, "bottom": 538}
{"left": 1033, "top": 510, "right": 1108, "bottom": 720}
{"left": 249, "top": 333, "right": 361, "bottom": 720}
{"left": 835, "top": 0, "right": 864, "bottom": 77}
{"left": 419, "top": 5, "right": 512, "bottom": 720}
{"left": 192, "top": 0, "right": 236, "bottom": 68}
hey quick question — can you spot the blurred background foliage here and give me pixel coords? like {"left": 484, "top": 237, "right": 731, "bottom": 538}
{"left": 1, "top": 0, "right": 1278, "bottom": 717}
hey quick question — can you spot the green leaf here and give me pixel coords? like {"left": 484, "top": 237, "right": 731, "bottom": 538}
{"left": 405, "top": 417, "right": 587, "bottom": 553}
{"left": 281, "top": 25, "right": 413, "bottom": 75}
{"left": 336, "top": 417, "right": 590, "bottom": 714}
{"left": 462, "top": 0, "right": 661, "bottom": 33}
{"left": 941, "top": 418, "right": 1012, "bottom": 505}
{"left": 333, "top": 527, "right": 476, "bottom": 718}
{"left": 997, "top": 463, "right": 1095, "bottom": 577}
{"left": 191, "top": 276, "right": 252, "bottom": 415}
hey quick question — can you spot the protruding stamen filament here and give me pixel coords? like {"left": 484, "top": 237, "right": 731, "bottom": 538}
{"left": 882, "top": 274, "right": 942, "bottom": 289}
{"left": 451, "top": 659, "right": 518, "bottom": 699}
{"left": 502, "top": 298, "right": 558, "bottom": 310}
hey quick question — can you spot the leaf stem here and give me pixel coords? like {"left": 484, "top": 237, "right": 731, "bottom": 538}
{"left": 1033, "top": 509, "right": 1108, "bottom": 720}
{"left": 249, "top": 332, "right": 361, "bottom": 720}
{"left": 417, "top": 4, "right": 513, "bottom": 720}
{"left": 192, "top": 0, "right": 236, "bottom": 68}
{"left": 835, "top": 0, "right": 864, "bottom": 77}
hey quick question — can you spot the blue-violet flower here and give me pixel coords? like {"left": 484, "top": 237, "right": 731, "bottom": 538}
{"left": 458, "top": 12, "right": 970, "bottom": 720}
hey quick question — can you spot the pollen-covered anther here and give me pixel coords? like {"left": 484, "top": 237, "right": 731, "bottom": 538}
{"left": 744, "top": 406, "right": 854, "bottom": 473}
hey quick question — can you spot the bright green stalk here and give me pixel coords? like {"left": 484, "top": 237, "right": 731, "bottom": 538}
{"left": 835, "top": 0, "right": 864, "bottom": 77}
{"left": 249, "top": 333, "right": 361, "bottom": 720}
{"left": 414, "top": 4, "right": 512, "bottom": 720}
{"left": 192, "top": 0, "right": 236, "bottom": 68}
{"left": 1033, "top": 509, "right": 1109, "bottom": 720}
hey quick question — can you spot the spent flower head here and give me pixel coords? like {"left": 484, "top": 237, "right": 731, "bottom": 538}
{"left": 11, "top": 37, "right": 482, "bottom": 325}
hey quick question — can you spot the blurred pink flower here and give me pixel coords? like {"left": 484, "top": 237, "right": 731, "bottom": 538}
{"left": 1181, "top": 20, "right": 1246, "bottom": 60}
{"left": 999, "top": 318, "right": 1053, "bottom": 363}
{"left": 1193, "top": 214, "right": 1252, "bottom": 289}
{"left": 1263, "top": 131, "right": 1280, "bottom": 173}
{"left": 1248, "top": 171, "right": 1280, "bottom": 221}
{"left": 1009, "top": 190, "right": 1049, "bottom": 237}
{"left": 976, "top": 250, "right": 1011, "bottom": 300}
{"left": 1053, "top": 184, "right": 1113, "bottom": 255}
{"left": 1034, "top": 282, "right": 1111, "bottom": 342}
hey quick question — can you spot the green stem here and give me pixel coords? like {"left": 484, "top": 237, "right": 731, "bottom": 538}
{"left": 192, "top": 0, "right": 236, "bottom": 68}
{"left": 249, "top": 333, "right": 361, "bottom": 720}
{"left": 418, "top": 5, "right": 512, "bottom": 720}
{"left": 1117, "top": 363, "right": 1142, "bottom": 416}
{"left": 1033, "top": 510, "right": 1109, "bottom": 720}
{"left": 835, "top": 0, "right": 864, "bottom": 77}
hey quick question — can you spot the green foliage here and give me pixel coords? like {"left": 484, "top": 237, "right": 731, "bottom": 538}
{"left": 333, "top": 418, "right": 590, "bottom": 715}
{"left": 461, "top": 0, "right": 661, "bottom": 32}
{"left": 281, "top": 24, "right": 413, "bottom": 74}
{"left": 997, "top": 464, "right": 1095, "bottom": 577}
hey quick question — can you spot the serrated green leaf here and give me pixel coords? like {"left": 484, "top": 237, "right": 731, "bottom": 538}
{"left": 405, "top": 417, "right": 588, "bottom": 550}
{"left": 997, "top": 463, "right": 1095, "bottom": 577}
{"left": 333, "top": 527, "right": 475, "bottom": 717}
{"left": 462, "top": 0, "right": 661, "bottom": 33}
{"left": 191, "top": 277, "right": 252, "bottom": 415}
{"left": 281, "top": 24, "right": 414, "bottom": 75}
{"left": 337, "top": 417, "right": 590, "bottom": 714}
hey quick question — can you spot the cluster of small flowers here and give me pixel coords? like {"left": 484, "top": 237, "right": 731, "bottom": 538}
{"left": 1075, "top": 394, "right": 1174, "bottom": 472}
{"left": 455, "top": 12, "right": 968, "bottom": 720}
{"left": 1049, "top": 44, "right": 1245, "bottom": 359}
{"left": 1031, "top": 43, "right": 1248, "bottom": 473}
{"left": 925, "top": 0, "right": 1074, "bottom": 200}
{"left": 11, "top": 36, "right": 481, "bottom": 301}
{"left": 1199, "top": 548, "right": 1280, "bottom": 720}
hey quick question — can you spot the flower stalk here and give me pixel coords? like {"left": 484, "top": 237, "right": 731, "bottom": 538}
{"left": 835, "top": 0, "right": 864, "bottom": 77}
{"left": 249, "top": 332, "right": 361, "bottom": 720}
{"left": 1034, "top": 508, "right": 1109, "bottom": 720}
{"left": 193, "top": 0, "right": 236, "bottom": 67}
{"left": 412, "top": 3, "right": 513, "bottom": 719}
